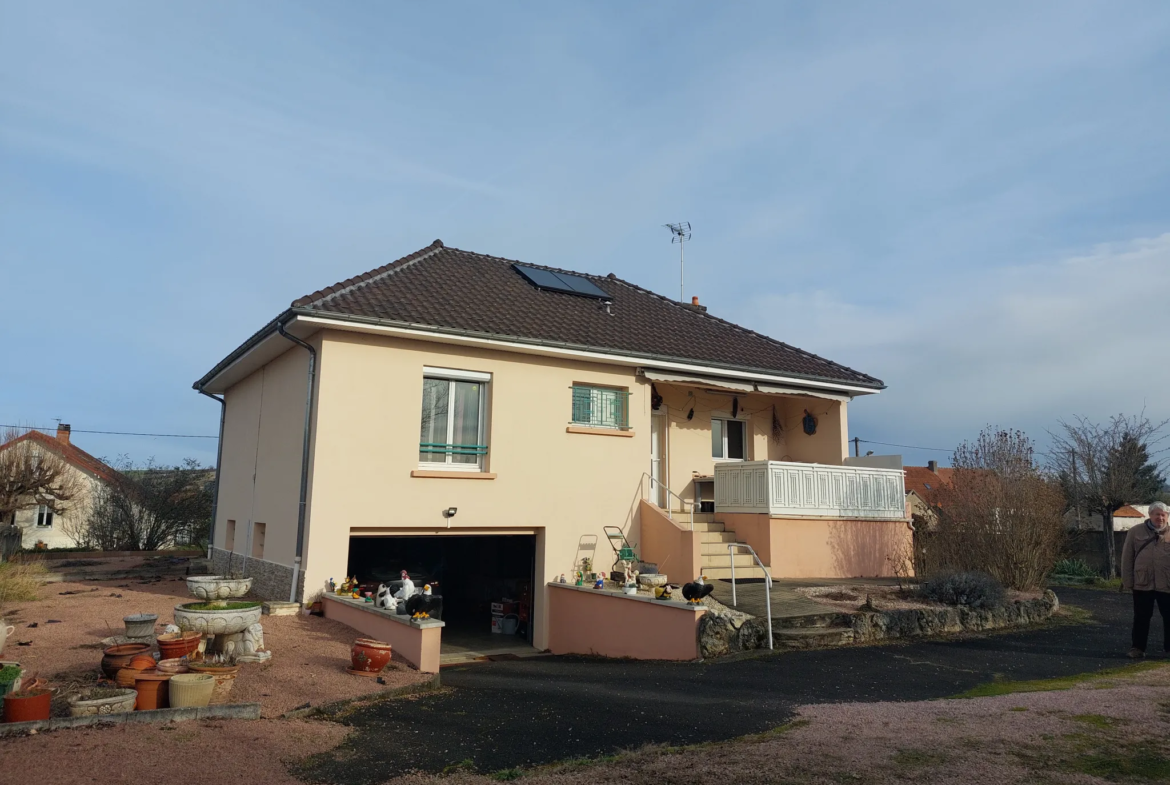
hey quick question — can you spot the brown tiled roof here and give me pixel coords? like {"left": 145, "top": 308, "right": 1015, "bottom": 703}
{"left": 288, "top": 241, "right": 883, "bottom": 388}
{"left": 1114, "top": 505, "right": 1145, "bottom": 518}
{"left": 0, "top": 431, "right": 118, "bottom": 483}
{"left": 904, "top": 466, "right": 954, "bottom": 500}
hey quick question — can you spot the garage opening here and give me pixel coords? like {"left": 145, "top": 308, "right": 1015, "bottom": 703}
{"left": 347, "top": 534, "right": 536, "bottom": 659}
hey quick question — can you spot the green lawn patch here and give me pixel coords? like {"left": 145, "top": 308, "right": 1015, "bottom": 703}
{"left": 951, "top": 661, "right": 1166, "bottom": 699}
{"left": 1067, "top": 750, "right": 1170, "bottom": 781}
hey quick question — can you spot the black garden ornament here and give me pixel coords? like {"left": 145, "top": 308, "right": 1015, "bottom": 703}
{"left": 651, "top": 384, "right": 663, "bottom": 411}
{"left": 687, "top": 408, "right": 695, "bottom": 420}
{"left": 731, "top": 396, "right": 739, "bottom": 418}
{"left": 802, "top": 410, "right": 818, "bottom": 436}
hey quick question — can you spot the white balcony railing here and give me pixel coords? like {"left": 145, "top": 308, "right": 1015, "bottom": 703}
{"left": 714, "top": 460, "right": 906, "bottom": 519}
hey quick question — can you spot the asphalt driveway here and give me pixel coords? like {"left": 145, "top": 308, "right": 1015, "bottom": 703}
{"left": 296, "top": 588, "right": 1158, "bottom": 784}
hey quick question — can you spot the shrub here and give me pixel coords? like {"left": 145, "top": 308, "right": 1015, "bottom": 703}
{"left": 1052, "top": 558, "right": 1098, "bottom": 578}
{"left": 921, "top": 571, "right": 1006, "bottom": 610}
{"left": 0, "top": 559, "right": 47, "bottom": 606}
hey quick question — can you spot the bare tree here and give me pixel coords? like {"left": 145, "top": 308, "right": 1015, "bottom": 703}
{"left": 85, "top": 458, "right": 212, "bottom": 551}
{"left": 0, "top": 428, "right": 83, "bottom": 530}
{"left": 924, "top": 427, "right": 1066, "bottom": 590}
{"left": 1049, "top": 414, "right": 1168, "bottom": 577}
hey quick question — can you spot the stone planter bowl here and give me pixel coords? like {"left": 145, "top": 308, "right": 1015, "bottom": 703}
{"left": 123, "top": 613, "right": 158, "bottom": 639}
{"left": 637, "top": 574, "right": 669, "bottom": 588}
{"left": 69, "top": 687, "right": 137, "bottom": 717}
{"left": 186, "top": 576, "right": 253, "bottom": 601}
{"left": 173, "top": 602, "right": 262, "bottom": 635}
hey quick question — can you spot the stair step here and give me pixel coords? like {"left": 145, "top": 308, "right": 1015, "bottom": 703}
{"left": 698, "top": 531, "right": 738, "bottom": 544}
{"left": 702, "top": 566, "right": 768, "bottom": 580}
{"left": 701, "top": 542, "right": 749, "bottom": 556}
{"left": 774, "top": 612, "right": 855, "bottom": 629}
{"left": 772, "top": 626, "right": 855, "bottom": 649}
{"left": 691, "top": 522, "right": 726, "bottom": 533}
{"left": 701, "top": 553, "right": 757, "bottom": 567}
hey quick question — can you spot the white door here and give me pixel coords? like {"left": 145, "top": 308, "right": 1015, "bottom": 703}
{"left": 650, "top": 411, "right": 667, "bottom": 508}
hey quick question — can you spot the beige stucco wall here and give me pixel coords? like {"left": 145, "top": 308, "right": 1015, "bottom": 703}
{"left": 652, "top": 384, "right": 850, "bottom": 511}
{"left": 303, "top": 329, "right": 652, "bottom": 651}
{"left": 214, "top": 339, "right": 314, "bottom": 580}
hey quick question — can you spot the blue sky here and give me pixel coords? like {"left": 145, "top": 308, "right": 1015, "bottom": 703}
{"left": 2, "top": 1, "right": 1168, "bottom": 468}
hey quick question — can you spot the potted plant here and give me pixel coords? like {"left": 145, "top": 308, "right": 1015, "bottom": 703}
{"left": 3, "top": 678, "right": 51, "bottom": 723}
{"left": 188, "top": 655, "right": 241, "bottom": 704}
{"left": 0, "top": 662, "right": 21, "bottom": 696}
{"left": 68, "top": 686, "right": 137, "bottom": 717}
{"left": 168, "top": 673, "right": 215, "bottom": 708}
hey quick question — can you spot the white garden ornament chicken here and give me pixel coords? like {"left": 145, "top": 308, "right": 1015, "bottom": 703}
{"left": 393, "top": 570, "right": 416, "bottom": 603}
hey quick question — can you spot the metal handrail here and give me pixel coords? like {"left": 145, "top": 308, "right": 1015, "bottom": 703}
{"left": 640, "top": 473, "right": 696, "bottom": 531}
{"left": 727, "top": 543, "right": 773, "bottom": 650}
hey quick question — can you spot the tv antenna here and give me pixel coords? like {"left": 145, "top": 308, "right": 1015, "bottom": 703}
{"left": 663, "top": 222, "right": 692, "bottom": 303}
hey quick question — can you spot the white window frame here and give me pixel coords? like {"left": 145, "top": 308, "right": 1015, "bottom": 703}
{"left": 712, "top": 416, "right": 749, "bottom": 462}
{"left": 36, "top": 505, "right": 54, "bottom": 528}
{"left": 419, "top": 367, "right": 490, "bottom": 472}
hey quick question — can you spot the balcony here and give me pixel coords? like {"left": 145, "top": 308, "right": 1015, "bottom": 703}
{"left": 714, "top": 460, "right": 906, "bottom": 519}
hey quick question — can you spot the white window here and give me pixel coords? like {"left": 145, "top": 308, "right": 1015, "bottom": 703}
{"left": 36, "top": 505, "right": 54, "bottom": 528}
{"left": 712, "top": 418, "right": 747, "bottom": 461}
{"left": 419, "top": 367, "right": 489, "bottom": 470}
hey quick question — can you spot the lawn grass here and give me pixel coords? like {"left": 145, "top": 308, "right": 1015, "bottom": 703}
{"left": 951, "top": 661, "right": 1167, "bottom": 699}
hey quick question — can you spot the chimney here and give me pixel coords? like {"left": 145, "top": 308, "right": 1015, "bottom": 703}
{"left": 683, "top": 295, "right": 707, "bottom": 313}
{"left": 57, "top": 424, "right": 71, "bottom": 445}
{"left": 927, "top": 460, "right": 937, "bottom": 473}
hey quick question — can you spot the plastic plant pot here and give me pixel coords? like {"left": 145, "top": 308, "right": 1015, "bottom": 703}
{"left": 4, "top": 689, "right": 51, "bottom": 723}
{"left": 157, "top": 632, "right": 201, "bottom": 660}
{"left": 168, "top": 673, "right": 215, "bottom": 708}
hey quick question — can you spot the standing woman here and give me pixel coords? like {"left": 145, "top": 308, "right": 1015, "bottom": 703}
{"left": 1121, "top": 501, "right": 1170, "bottom": 658}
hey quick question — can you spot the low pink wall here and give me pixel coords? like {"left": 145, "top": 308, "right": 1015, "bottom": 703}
{"left": 322, "top": 595, "right": 443, "bottom": 673}
{"left": 638, "top": 500, "right": 702, "bottom": 583}
{"left": 721, "top": 514, "right": 913, "bottom": 579}
{"left": 547, "top": 584, "right": 704, "bottom": 660}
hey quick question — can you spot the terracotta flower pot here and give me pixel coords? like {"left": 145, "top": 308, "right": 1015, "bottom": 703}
{"left": 115, "top": 668, "right": 138, "bottom": 689}
{"left": 155, "top": 658, "right": 189, "bottom": 675}
{"left": 350, "top": 638, "right": 392, "bottom": 674}
{"left": 4, "top": 689, "right": 51, "bottom": 723}
{"left": 187, "top": 664, "right": 240, "bottom": 705}
{"left": 133, "top": 671, "right": 173, "bottom": 711}
{"left": 168, "top": 673, "right": 215, "bottom": 708}
{"left": 157, "top": 632, "right": 201, "bottom": 661}
{"left": 101, "top": 642, "right": 152, "bottom": 679}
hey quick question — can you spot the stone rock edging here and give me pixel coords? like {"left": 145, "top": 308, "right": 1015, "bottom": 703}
{"left": 698, "top": 590, "right": 1059, "bottom": 659}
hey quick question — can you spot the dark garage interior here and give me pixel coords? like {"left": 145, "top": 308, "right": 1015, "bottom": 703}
{"left": 347, "top": 534, "right": 536, "bottom": 650}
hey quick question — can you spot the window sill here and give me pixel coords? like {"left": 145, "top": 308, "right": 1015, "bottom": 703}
{"left": 566, "top": 426, "right": 635, "bottom": 438}
{"left": 410, "top": 470, "right": 497, "bottom": 480}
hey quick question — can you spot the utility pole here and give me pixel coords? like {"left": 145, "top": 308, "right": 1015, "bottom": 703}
{"left": 663, "top": 222, "right": 692, "bottom": 302}
{"left": 853, "top": 437, "right": 861, "bottom": 457}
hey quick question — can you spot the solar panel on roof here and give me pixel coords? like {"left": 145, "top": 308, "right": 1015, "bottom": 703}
{"left": 513, "top": 264, "right": 611, "bottom": 300}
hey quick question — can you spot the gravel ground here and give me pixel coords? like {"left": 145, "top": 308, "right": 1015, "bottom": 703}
{"left": 381, "top": 663, "right": 1170, "bottom": 785}
{"left": 0, "top": 718, "right": 349, "bottom": 785}
{"left": 0, "top": 575, "right": 430, "bottom": 716}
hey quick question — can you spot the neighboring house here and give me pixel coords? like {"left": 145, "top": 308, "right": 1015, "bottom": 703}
{"left": 904, "top": 461, "right": 954, "bottom": 527}
{"left": 193, "top": 240, "right": 910, "bottom": 652}
{"left": 1066, "top": 505, "right": 1149, "bottom": 532}
{"left": 0, "top": 425, "right": 117, "bottom": 549}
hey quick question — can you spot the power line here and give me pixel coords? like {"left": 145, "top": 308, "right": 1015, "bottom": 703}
{"left": 1, "top": 425, "right": 218, "bottom": 440}
{"left": 857, "top": 438, "right": 951, "bottom": 453}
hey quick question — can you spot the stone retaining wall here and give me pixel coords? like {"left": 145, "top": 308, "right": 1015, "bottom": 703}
{"left": 210, "top": 548, "right": 305, "bottom": 602}
{"left": 699, "top": 590, "right": 1060, "bottom": 659}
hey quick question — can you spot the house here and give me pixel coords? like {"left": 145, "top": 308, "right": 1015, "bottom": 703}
{"left": 904, "top": 461, "right": 954, "bottom": 526}
{"left": 1111, "top": 504, "right": 1149, "bottom": 531}
{"left": 0, "top": 425, "right": 117, "bottom": 549}
{"left": 193, "top": 240, "right": 910, "bottom": 654}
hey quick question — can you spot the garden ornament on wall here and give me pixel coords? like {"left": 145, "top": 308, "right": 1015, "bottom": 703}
{"left": 803, "top": 410, "right": 818, "bottom": 435}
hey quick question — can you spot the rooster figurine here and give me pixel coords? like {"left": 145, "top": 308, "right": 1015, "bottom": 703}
{"left": 682, "top": 575, "right": 714, "bottom": 605}
{"left": 405, "top": 584, "right": 437, "bottom": 619}
{"left": 393, "top": 570, "right": 416, "bottom": 604}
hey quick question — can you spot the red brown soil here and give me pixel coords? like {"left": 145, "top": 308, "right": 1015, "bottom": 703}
{"left": 0, "top": 573, "right": 430, "bottom": 717}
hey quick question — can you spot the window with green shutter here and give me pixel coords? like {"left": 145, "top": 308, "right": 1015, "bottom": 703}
{"left": 571, "top": 385, "right": 630, "bottom": 429}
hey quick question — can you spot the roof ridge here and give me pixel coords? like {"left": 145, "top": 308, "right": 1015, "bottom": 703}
{"left": 292, "top": 240, "right": 446, "bottom": 308}
{"left": 600, "top": 273, "right": 883, "bottom": 387}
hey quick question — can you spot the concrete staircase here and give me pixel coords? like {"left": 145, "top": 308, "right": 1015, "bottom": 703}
{"left": 693, "top": 517, "right": 768, "bottom": 580}
{"left": 770, "top": 610, "right": 856, "bottom": 649}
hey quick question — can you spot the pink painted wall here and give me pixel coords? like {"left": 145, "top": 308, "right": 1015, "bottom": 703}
{"left": 547, "top": 584, "right": 704, "bottom": 660}
{"left": 638, "top": 500, "right": 702, "bottom": 582}
{"left": 721, "top": 513, "right": 913, "bottom": 579}
{"left": 322, "top": 595, "right": 442, "bottom": 673}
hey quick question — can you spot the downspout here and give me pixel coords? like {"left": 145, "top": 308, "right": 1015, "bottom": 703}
{"left": 277, "top": 323, "right": 316, "bottom": 603}
{"left": 197, "top": 389, "right": 226, "bottom": 562}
